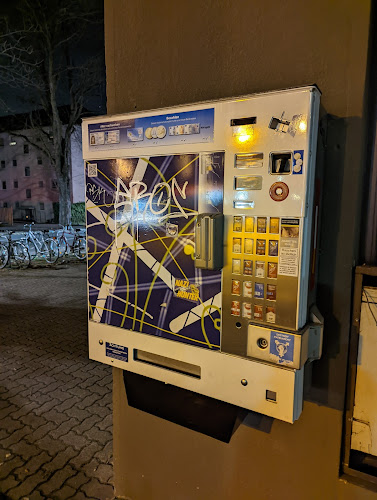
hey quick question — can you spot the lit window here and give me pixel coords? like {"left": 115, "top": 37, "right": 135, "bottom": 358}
{"left": 25, "top": 166, "right": 30, "bottom": 177}
{"left": 39, "top": 180, "right": 44, "bottom": 188}
{"left": 39, "top": 202, "right": 45, "bottom": 210}
{"left": 9, "top": 137, "right": 16, "bottom": 146}
{"left": 26, "top": 189, "right": 31, "bottom": 199}
{"left": 13, "top": 160, "right": 17, "bottom": 167}
{"left": 24, "top": 144, "right": 29, "bottom": 154}
{"left": 14, "top": 180, "right": 18, "bottom": 188}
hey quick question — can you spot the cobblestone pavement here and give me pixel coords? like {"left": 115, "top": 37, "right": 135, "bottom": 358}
{"left": 0, "top": 263, "right": 115, "bottom": 499}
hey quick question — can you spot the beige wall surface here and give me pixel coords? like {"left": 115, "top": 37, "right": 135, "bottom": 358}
{"left": 104, "top": 0, "right": 373, "bottom": 498}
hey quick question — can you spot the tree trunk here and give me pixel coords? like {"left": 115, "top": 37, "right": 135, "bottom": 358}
{"left": 58, "top": 174, "right": 72, "bottom": 226}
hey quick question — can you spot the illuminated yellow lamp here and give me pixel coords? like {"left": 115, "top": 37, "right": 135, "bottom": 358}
{"left": 298, "top": 120, "right": 307, "bottom": 132}
{"left": 232, "top": 124, "right": 254, "bottom": 145}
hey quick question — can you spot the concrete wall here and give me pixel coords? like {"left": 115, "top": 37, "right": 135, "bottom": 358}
{"left": 104, "top": 0, "right": 374, "bottom": 498}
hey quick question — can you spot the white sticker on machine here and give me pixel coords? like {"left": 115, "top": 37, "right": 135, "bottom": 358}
{"left": 278, "top": 219, "right": 300, "bottom": 277}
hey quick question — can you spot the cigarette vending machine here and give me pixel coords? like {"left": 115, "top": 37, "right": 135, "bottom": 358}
{"left": 83, "top": 86, "right": 323, "bottom": 423}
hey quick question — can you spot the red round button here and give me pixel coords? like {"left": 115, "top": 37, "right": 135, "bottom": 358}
{"left": 269, "top": 182, "right": 289, "bottom": 201}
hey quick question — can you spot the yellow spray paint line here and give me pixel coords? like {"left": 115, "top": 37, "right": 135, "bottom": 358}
{"left": 94, "top": 306, "right": 219, "bottom": 348}
{"left": 165, "top": 156, "right": 199, "bottom": 185}
{"left": 148, "top": 223, "right": 215, "bottom": 346}
{"left": 88, "top": 240, "right": 114, "bottom": 270}
{"left": 98, "top": 168, "right": 117, "bottom": 188}
{"left": 139, "top": 216, "right": 196, "bottom": 333}
{"left": 99, "top": 262, "right": 130, "bottom": 328}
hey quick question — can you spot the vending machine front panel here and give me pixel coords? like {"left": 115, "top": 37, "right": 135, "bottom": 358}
{"left": 83, "top": 87, "right": 323, "bottom": 423}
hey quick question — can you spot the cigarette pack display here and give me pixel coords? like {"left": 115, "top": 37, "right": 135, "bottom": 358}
{"left": 256, "top": 239, "right": 266, "bottom": 255}
{"left": 267, "top": 262, "right": 278, "bottom": 278}
{"left": 269, "top": 240, "right": 279, "bottom": 256}
{"left": 244, "top": 260, "right": 253, "bottom": 275}
{"left": 267, "top": 284, "right": 277, "bottom": 301}
{"left": 232, "top": 280, "right": 241, "bottom": 295}
{"left": 243, "top": 281, "right": 252, "bottom": 298}
{"left": 233, "top": 216, "right": 242, "bottom": 232}
{"left": 245, "top": 216, "right": 254, "bottom": 232}
{"left": 255, "top": 261, "right": 265, "bottom": 278}
{"left": 244, "top": 238, "right": 253, "bottom": 254}
{"left": 257, "top": 217, "right": 267, "bottom": 233}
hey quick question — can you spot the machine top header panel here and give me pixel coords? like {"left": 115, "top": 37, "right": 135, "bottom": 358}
{"left": 83, "top": 86, "right": 320, "bottom": 218}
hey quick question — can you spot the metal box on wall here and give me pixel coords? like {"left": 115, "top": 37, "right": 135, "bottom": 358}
{"left": 83, "top": 86, "right": 323, "bottom": 423}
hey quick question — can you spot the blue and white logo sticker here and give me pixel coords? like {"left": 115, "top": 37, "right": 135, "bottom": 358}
{"left": 105, "top": 342, "right": 128, "bottom": 362}
{"left": 270, "top": 331, "right": 294, "bottom": 364}
{"left": 292, "top": 150, "right": 304, "bottom": 175}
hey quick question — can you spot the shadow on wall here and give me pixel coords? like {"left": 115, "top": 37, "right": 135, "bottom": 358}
{"left": 305, "top": 115, "right": 362, "bottom": 411}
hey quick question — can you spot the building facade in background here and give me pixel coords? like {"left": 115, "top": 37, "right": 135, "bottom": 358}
{"left": 0, "top": 125, "right": 84, "bottom": 223}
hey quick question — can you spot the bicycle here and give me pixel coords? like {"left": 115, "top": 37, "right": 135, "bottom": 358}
{"left": 21, "top": 223, "right": 59, "bottom": 264}
{"left": 0, "top": 231, "right": 30, "bottom": 269}
{"left": 53, "top": 224, "right": 87, "bottom": 260}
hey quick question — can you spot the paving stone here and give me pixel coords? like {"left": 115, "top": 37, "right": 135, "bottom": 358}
{"left": 71, "top": 414, "right": 102, "bottom": 435}
{"left": 20, "top": 412, "right": 47, "bottom": 430}
{"left": 0, "top": 404, "right": 19, "bottom": 420}
{"left": 24, "top": 421, "right": 56, "bottom": 443}
{"left": 66, "top": 471, "right": 91, "bottom": 489}
{"left": 1, "top": 416, "right": 23, "bottom": 433}
{"left": 50, "top": 484, "right": 76, "bottom": 499}
{"left": 66, "top": 492, "right": 87, "bottom": 500}
{"left": 13, "top": 451, "right": 50, "bottom": 477}
{"left": 49, "top": 418, "right": 80, "bottom": 439}
{"left": 60, "top": 430, "right": 90, "bottom": 451}
{"left": 0, "top": 425, "right": 33, "bottom": 448}
{"left": 82, "top": 477, "right": 114, "bottom": 499}
{"left": 1, "top": 473, "right": 19, "bottom": 494}
{"left": 69, "top": 442, "right": 99, "bottom": 469}
{"left": 42, "top": 447, "right": 77, "bottom": 473}
{"left": 43, "top": 408, "right": 70, "bottom": 425}
{"left": 9, "top": 441, "right": 40, "bottom": 461}
{"left": 38, "top": 465, "right": 76, "bottom": 497}
{"left": 0, "top": 455, "right": 24, "bottom": 480}
{"left": 27, "top": 490, "right": 45, "bottom": 500}
{"left": 54, "top": 396, "right": 81, "bottom": 413}
{"left": 32, "top": 398, "right": 58, "bottom": 416}
{"left": 85, "top": 427, "right": 112, "bottom": 446}
{"left": 9, "top": 401, "right": 39, "bottom": 420}
{"left": 65, "top": 405, "right": 91, "bottom": 421}
{"left": 87, "top": 405, "right": 111, "bottom": 419}
{"left": 95, "top": 463, "right": 113, "bottom": 484}
{"left": 95, "top": 414, "right": 113, "bottom": 432}
{"left": 6, "top": 470, "right": 48, "bottom": 498}
{"left": 94, "top": 441, "right": 113, "bottom": 464}
{"left": 33, "top": 434, "right": 66, "bottom": 455}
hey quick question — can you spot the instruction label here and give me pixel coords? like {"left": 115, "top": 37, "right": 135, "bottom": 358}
{"left": 278, "top": 218, "right": 300, "bottom": 277}
{"left": 88, "top": 108, "right": 214, "bottom": 150}
{"left": 105, "top": 342, "right": 128, "bottom": 362}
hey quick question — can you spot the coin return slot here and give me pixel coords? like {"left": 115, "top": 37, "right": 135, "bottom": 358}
{"left": 266, "top": 390, "right": 277, "bottom": 402}
{"left": 270, "top": 153, "right": 291, "bottom": 174}
{"left": 134, "top": 349, "right": 201, "bottom": 379}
